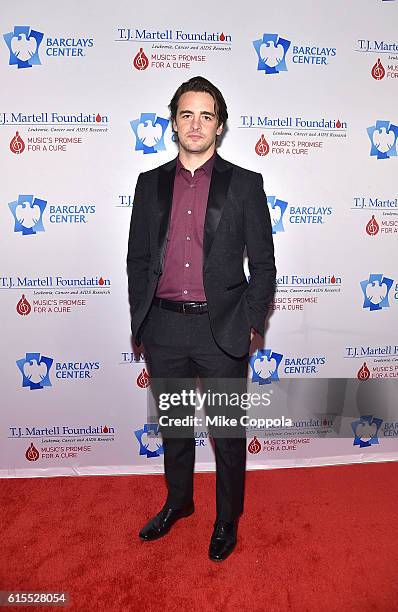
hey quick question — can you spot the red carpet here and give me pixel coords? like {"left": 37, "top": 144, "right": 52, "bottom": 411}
{"left": 1, "top": 463, "right": 398, "bottom": 611}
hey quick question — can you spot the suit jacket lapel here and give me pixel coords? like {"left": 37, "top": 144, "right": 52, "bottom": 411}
{"left": 203, "top": 154, "right": 233, "bottom": 267}
{"left": 157, "top": 157, "right": 177, "bottom": 271}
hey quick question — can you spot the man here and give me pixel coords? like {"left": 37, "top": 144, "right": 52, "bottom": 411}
{"left": 127, "top": 76, "right": 276, "bottom": 561}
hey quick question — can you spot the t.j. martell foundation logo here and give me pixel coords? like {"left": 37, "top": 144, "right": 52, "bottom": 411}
{"left": 10, "top": 131, "right": 25, "bottom": 154}
{"left": 255, "top": 135, "right": 270, "bottom": 156}
{"left": 133, "top": 48, "right": 149, "bottom": 70}
{"left": 136, "top": 368, "right": 150, "bottom": 388}
{"left": 16, "top": 295, "right": 32, "bottom": 315}
{"left": 248, "top": 436, "right": 262, "bottom": 453}
{"left": 366, "top": 215, "right": 379, "bottom": 236}
{"left": 26, "top": 442, "right": 39, "bottom": 461}
{"left": 371, "top": 58, "right": 385, "bottom": 80}
{"left": 357, "top": 363, "right": 371, "bottom": 380}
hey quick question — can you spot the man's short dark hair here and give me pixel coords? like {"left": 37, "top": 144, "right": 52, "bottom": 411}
{"left": 169, "top": 76, "right": 228, "bottom": 128}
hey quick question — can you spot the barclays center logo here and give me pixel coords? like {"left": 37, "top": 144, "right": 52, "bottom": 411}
{"left": 9, "top": 195, "right": 46, "bottom": 236}
{"left": 16, "top": 352, "right": 53, "bottom": 390}
{"left": 134, "top": 423, "right": 164, "bottom": 458}
{"left": 367, "top": 120, "right": 398, "bottom": 160}
{"left": 3, "top": 26, "right": 43, "bottom": 69}
{"left": 8, "top": 194, "right": 96, "bottom": 234}
{"left": 3, "top": 25, "right": 94, "bottom": 68}
{"left": 16, "top": 354, "right": 100, "bottom": 389}
{"left": 253, "top": 33, "right": 290, "bottom": 74}
{"left": 268, "top": 196, "right": 333, "bottom": 234}
{"left": 249, "top": 349, "right": 283, "bottom": 384}
{"left": 130, "top": 113, "right": 169, "bottom": 154}
{"left": 351, "top": 415, "right": 383, "bottom": 449}
{"left": 250, "top": 349, "right": 326, "bottom": 384}
{"left": 360, "top": 274, "right": 394, "bottom": 311}
{"left": 268, "top": 196, "right": 288, "bottom": 233}
{"left": 253, "top": 32, "right": 336, "bottom": 74}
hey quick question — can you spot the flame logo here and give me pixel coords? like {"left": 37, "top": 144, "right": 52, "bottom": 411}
{"left": 10, "top": 131, "right": 25, "bottom": 154}
{"left": 219, "top": 32, "right": 226, "bottom": 42}
{"left": 248, "top": 436, "right": 261, "bottom": 454}
{"left": 133, "top": 48, "right": 149, "bottom": 70}
{"left": 103, "top": 425, "right": 109, "bottom": 433}
{"left": 371, "top": 59, "right": 385, "bottom": 81}
{"left": 357, "top": 362, "right": 371, "bottom": 381}
{"left": 98, "top": 277, "right": 105, "bottom": 286}
{"left": 16, "top": 294, "right": 31, "bottom": 316}
{"left": 25, "top": 442, "right": 39, "bottom": 462}
{"left": 335, "top": 120, "right": 342, "bottom": 129}
{"left": 95, "top": 113, "right": 102, "bottom": 123}
{"left": 366, "top": 215, "right": 379, "bottom": 236}
{"left": 331, "top": 275, "right": 336, "bottom": 284}
{"left": 137, "top": 368, "right": 150, "bottom": 388}
{"left": 255, "top": 134, "right": 269, "bottom": 156}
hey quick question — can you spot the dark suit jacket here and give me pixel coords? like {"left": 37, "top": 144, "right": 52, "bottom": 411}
{"left": 127, "top": 153, "right": 276, "bottom": 357}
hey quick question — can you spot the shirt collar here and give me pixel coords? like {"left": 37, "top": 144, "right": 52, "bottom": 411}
{"left": 176, "top": 152, "right": 216, "bottom": 177}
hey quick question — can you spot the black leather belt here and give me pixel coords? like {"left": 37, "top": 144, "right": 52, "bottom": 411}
{"left": 152, "top": 297, "right": 208, "bottom": 314}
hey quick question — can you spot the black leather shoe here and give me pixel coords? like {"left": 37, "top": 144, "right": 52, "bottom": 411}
{"left": 208, "top": 520, "right": 237, "bottom": 561}
{"left": 139, "top": 503, "right": 194, "bottom": 541}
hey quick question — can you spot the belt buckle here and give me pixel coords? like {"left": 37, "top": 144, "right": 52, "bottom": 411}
{"left": 182, "top": 302, "right": 188, "bottom": 314}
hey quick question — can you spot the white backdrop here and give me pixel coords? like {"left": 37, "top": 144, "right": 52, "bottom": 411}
{"left": 1, "top": 0, "right": 398, "bottom": 477}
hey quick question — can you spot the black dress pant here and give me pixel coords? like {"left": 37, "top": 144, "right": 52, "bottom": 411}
{"left": 142, "top": 303, "right": 248, "bottom": 522}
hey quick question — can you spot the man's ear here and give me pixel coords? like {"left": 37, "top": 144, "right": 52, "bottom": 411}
{"left": 172, "top": 119, "right": 177, "bottom": 133}
{"left": 216, "top": 123, "right": 224, "bottom": 136}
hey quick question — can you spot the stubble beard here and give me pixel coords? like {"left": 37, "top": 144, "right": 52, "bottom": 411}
{"left": 178, "top": 135, "right": 216, "bottom": 156}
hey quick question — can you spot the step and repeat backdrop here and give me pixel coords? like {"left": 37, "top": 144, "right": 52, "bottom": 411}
{"left": 1, "top": 0, "right": 398, "bottom": 477}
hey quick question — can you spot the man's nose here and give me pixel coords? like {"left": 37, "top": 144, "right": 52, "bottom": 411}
{"left": 191, "top": 115, "right": 201, "bottom": 130}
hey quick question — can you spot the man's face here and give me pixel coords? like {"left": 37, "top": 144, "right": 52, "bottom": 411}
{"left": 172, "top": 91, "right": 223, "bottom": 156}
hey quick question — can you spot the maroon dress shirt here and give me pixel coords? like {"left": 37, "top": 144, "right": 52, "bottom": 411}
{"left": 156, "top": 154, "right": 215, "bottom": 301}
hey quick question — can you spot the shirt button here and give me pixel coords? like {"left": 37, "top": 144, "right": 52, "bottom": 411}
{"left": 186, "top": 236, "right": 191, "bottom": 241}
{"left": 183, "top": 290, "right": 188, "bottom": 295}
{"left": 187, "top": 210, "right": 192, "bottom": 215}
{"left": 185, "top": 263, "right": 190, "bottom": 268}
